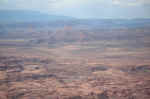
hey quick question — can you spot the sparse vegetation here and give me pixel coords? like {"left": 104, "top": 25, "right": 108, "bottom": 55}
{"left": 0, "top": 20, "right": 150, "bottom": 99}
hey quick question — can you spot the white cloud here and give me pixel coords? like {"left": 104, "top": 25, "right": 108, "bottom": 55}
{"left": 112, "top": 0, "right": 150, "bottom": 6}
{"left": 0, "top": 0, "right": 150, "bottom": 18}
{"left": 1, "top": 0, "right": 149, "bottom": 10}
{"left": 0, "top": 0, "right": 59, "bottom": 11}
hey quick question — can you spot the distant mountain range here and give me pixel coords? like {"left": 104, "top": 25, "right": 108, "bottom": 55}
{"left": 0, "top": 10, "right": 75, "bottom": 23}
{"left": 0, "top": 10, "right": 150, "bottom": 29}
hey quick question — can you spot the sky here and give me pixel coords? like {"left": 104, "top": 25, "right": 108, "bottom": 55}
{"left": 0, "top": 0, "right": 150, "bottom": 19}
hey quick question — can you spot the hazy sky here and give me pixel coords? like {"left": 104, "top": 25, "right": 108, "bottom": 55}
{"left": 0, "top": 0, "right": 150, "bottom": 19}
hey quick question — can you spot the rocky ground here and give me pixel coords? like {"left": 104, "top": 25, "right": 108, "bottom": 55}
{"left": 0, "top": 54, "right": 150, "bottom": 99}
{"left": 1, "top": 18, "right": 150, "bottom": 99}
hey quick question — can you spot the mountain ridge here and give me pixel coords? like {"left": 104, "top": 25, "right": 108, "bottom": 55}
{"left": 0, "top": 10, "right": 75, "bottom": 23}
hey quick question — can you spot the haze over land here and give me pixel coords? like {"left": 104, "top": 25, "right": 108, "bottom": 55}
{"left": 0, "top": 0, "right": 150, "bottom": 99}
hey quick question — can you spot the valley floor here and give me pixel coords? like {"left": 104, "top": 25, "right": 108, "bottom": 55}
{"left": 0, "top": 41, "right": 150, "bottom": 99}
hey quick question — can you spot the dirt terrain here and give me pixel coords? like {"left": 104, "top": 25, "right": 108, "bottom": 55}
{"left": 0, "top": 20, "right": 150, "bottom": 99}
{"left": 0, "top": 41, "right": 150, "bottom": 99}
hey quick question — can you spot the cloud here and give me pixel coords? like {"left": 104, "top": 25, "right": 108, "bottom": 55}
{"left": 112, "top": 0, "right": 150, "bottom": 6}
{"left": 1, "top": 0, "right": 149, "bottom": 10}
{"left": 0, "top": 0, "right": 59, "bottom": 12}
{"left": 0, "top": 0, "right": 8, "bottom": 4}
{"left": 0, "top": 0, "right": 150, "bottom": 18}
